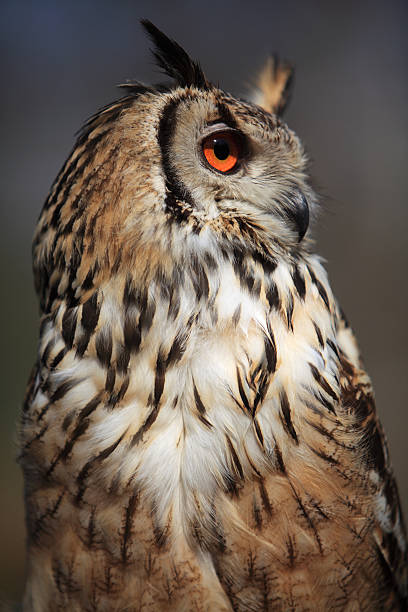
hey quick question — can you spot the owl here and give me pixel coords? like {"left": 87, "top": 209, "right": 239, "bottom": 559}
{"left": 20, "top": 20, "right": 407, "bottom": 611}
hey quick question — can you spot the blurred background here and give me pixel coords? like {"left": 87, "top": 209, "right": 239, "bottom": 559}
{"left": 1, "top": 0, "right": 407, "bottom": 606}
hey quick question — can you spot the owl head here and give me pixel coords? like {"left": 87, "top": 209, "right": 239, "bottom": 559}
{"left": 34, "top": 21, "right": 315, "bottom": 314}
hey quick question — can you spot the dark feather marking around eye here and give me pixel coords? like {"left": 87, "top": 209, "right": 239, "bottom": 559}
{"left": 158, "top": 96, "right": 197, "bottom": 222}
{"left": 280, "top": 391, "right": 298, "bottom": 443}
{"left": 141, "top": 20, "right": 209, "bottom": 89}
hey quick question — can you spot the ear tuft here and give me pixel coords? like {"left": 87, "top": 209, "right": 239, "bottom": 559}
{"left": 141, "top": 20, "right": 210, "bottom": 90}
{"left": 254, "top": 56, "right": 294, "bottom": 115}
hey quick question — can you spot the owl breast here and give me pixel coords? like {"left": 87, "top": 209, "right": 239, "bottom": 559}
{"left": 87, "top": 252, "right": 338, "bottom": 540}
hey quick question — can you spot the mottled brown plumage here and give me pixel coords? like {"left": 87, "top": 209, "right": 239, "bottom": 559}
{"left": 20, "top": 21, "right": 407, "bottom": 611}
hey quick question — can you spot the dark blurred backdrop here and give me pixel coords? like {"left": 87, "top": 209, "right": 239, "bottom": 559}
{"left": 1, "top": 0, "right": 407, "bottom": 605}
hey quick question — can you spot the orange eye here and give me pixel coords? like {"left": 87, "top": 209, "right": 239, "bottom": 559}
{"left": 202, "top": 131, "right": 241, "bottom": 173}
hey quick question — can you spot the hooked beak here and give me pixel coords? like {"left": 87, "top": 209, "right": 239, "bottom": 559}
{"left": 286, "top": 191, "right": 309, "bottom": 242}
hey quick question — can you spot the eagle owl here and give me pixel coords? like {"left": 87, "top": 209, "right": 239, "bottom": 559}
{"left": 20, "top": 21, "right": 407, "bottom": 611}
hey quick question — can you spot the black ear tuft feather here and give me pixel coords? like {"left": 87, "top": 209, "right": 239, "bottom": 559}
{"left": 141, "top": 20, "right": 209, "bottom": 89}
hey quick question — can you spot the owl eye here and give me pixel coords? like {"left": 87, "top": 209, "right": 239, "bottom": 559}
{"left": 202, "top": 131, "right": 242, "bottom": 173}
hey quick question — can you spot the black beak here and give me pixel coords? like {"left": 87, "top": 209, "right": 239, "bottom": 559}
{"left": 286, "top": 192, "right": 309, "bottom": 242}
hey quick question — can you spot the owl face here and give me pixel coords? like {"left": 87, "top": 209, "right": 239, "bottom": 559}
{"left": 33, "top": 21, "right": 315, "bottom": 313}
{"left": 157, "top": 88, "right": 311, "bottom": 247}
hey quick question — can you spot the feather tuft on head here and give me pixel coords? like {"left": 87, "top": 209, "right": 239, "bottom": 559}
{"left": 254, "top": 55, "right": 294, "bottom": 115}
{"left": 141, "top": 20, "right": 210, "bottom": 89}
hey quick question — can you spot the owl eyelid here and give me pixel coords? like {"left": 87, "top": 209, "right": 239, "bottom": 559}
{"left": 200, "top": 122, "right": 234, "bottom": 138}
{"left": 200, "top": 123, "right": 241, "bottom": 139}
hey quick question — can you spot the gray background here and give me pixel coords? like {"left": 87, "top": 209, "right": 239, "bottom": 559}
{"left": 1, "top": 0, "right": 407, "bottom": 604}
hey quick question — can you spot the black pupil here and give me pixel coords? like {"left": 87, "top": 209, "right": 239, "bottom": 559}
{"left": 213, "top": 138, "right": 230, "bottom": 160}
